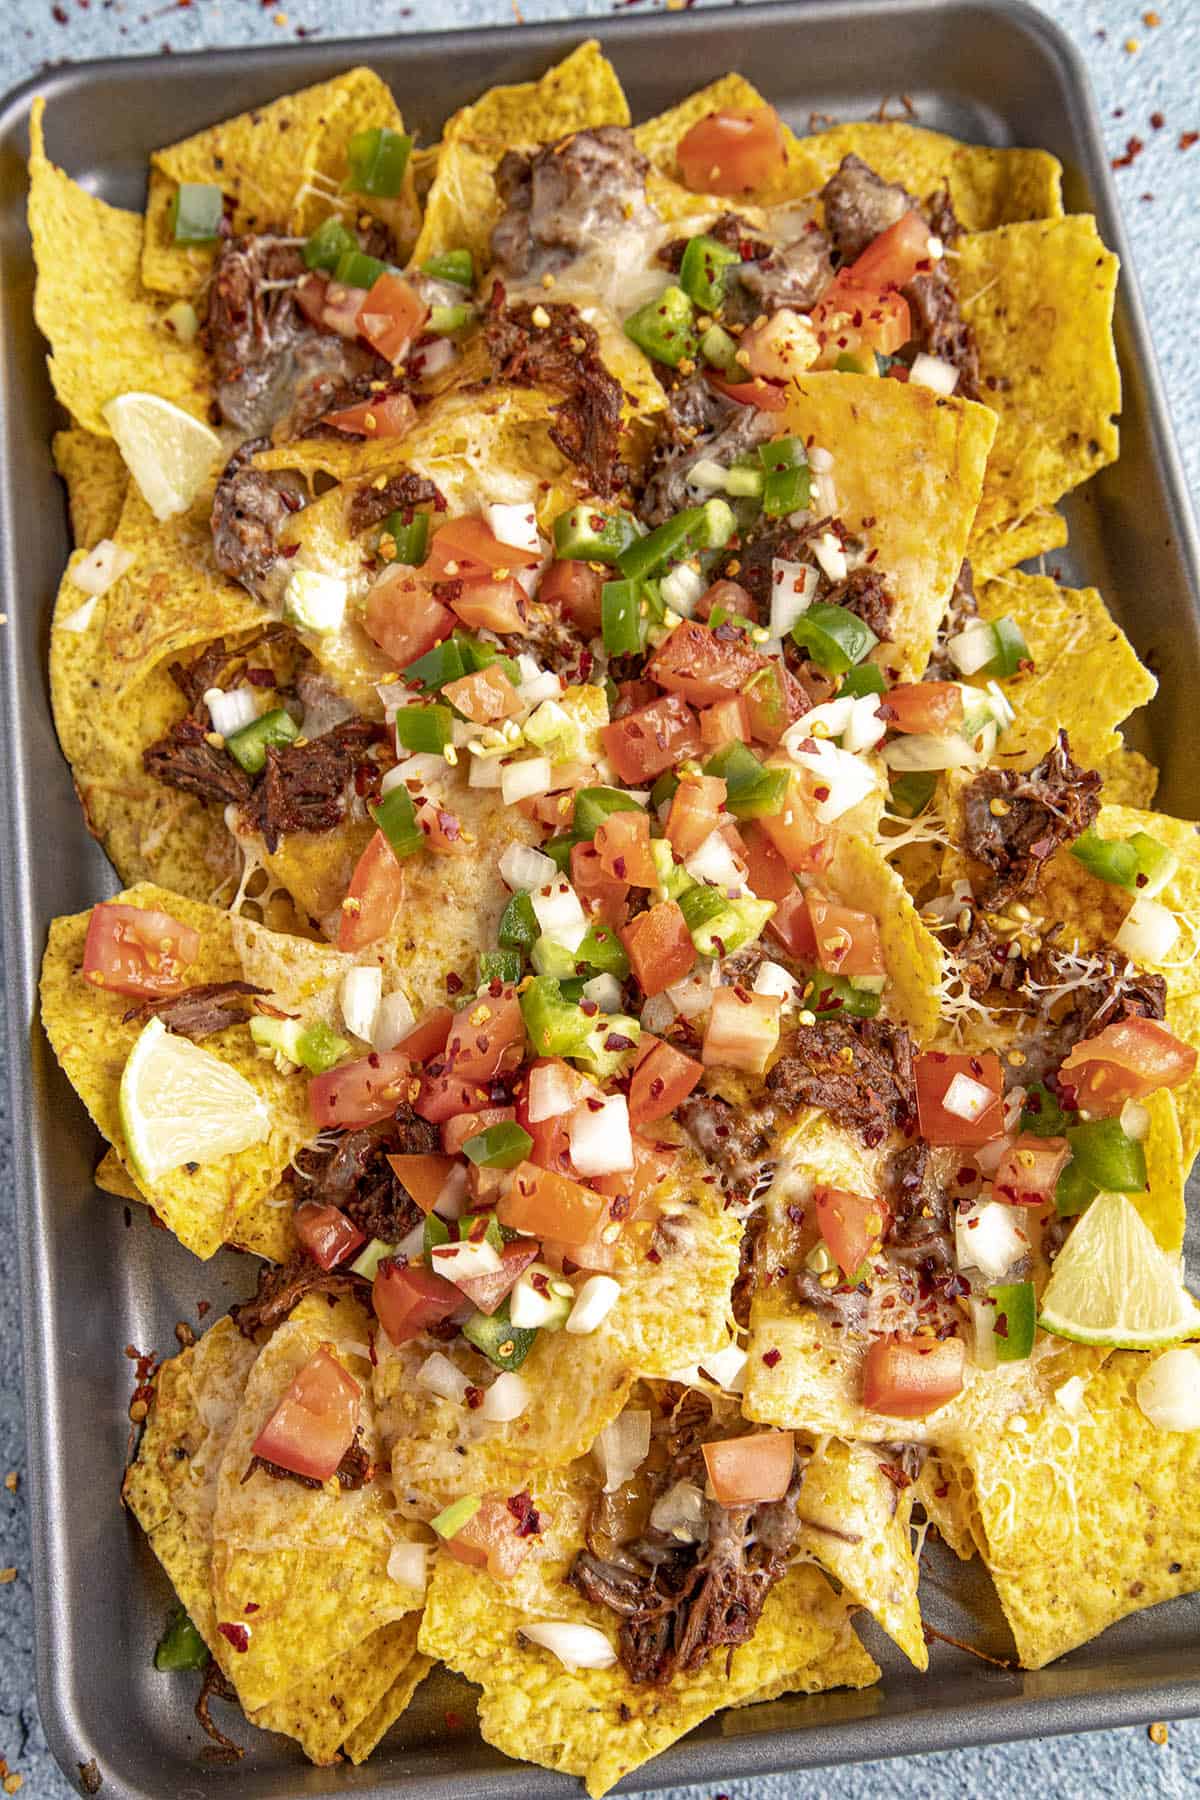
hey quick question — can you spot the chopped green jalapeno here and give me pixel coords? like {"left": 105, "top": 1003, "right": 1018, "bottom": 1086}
{"left": 1071, "top": 827, "right": 1142, "bottom": 888}
{"left": 531, "top": 935, "right": 578, "bottom": 980}
{"left": 349, "top": 1237, "right": 400, "bottom": 1282}
{"left": 520, "top": 976, "right": 592, "bottom": 1058}
{"left": 462, "top": 1299, "right": 537, "bottom": 1370}
{"left": 1019, "top": 1083, "right": 1075, "bottom": 1136}
{"left": 553, "top": 502, "right": 641, "bottom": 564}
{"left": 803, "top": 970, "right": 882, "bottom": 1019}
{"left": 430, "top": 1494, "right": 481, "bottom": 1539}
{"left": 687, "top": 894, "right": 775, "bottom": 958}
{"left": 602, "top": 579, "right": 645, "bottom": 655}
{"left": 623, "top": 284, "right": 698, "bottom": 368}
{"left": 402, "top": 636, "right": 465, "bottom": 691}
{"left": 982, "top": 616, "right": 1031, "bottom": 678}
{"left": 249, "top": 1016, "right": 350, "bottom": 1074}
{"left": 463, "top": 1121, "right": 533, "bottom": 1170}
{"left": 430, "top": 302, "right": 474, "bottom": 335}
{"left": 371, "top": 786, "right": 425, "bottom": 858}
{"left": 834, "top": 352, "right": 866, "bottom": 373}
{"left": 334, "top": 248, "right": 389, "bottom": 290}
{"left": 759, "top": 437, "right": 808, "bottom": 472}
{"left": 479, "top": 948, "right": 523, "bottom": 985}
{"left": 1127, "top": 831, "right": 1178, "bottom": 896}
{"left": 572, "top": 786, "right": 646, "bottom": 836}
{"left": 542, "top": 834, "right": 580, "bottom": 874}
{"left": 422, "top": 1213, "right": 450, "bottom": 1263}
{"left": 617, "top": 500, "right": 734, "bottom": 582}
{"left": 346, "top": 125, "right": 413, "bottom": 197}
{"left": 699, "top": 322, "right": 741, "bottom": 373}
{"left": 303, "top": 216, "right": 357, "bottom": 271}
{"left": 989, "top": 1280, "right": 1036, "bottom": 1361}
{"left": 498, "top": 891, "right": 539, "bottom": 950}
{"left": 791, "top": 603, "right": 878, "bottom": 675}
{"left": 678, "top": 885, "right": 729, "bottom": 935}
{"left": 223, "top": 707, "right": 300, "bottom": 774}
{"left": 724, "top": 463, "right": 766, "bottom": 498}
{"left": 453, "top": 634, "right": 521, "bottom": 683}
{"left": 170, "top": 183, "right": 223, "bottom": 245}
{"left": 577, "top": 923, "right": 631, "bottom": 979}
{"left": 705, "top": 604, "right": 758, "bottom": 633}
{"left": 702, "top": 741, "right": 788, "bottom": 818}
{"left": 381, "top": 507, "right": 430, "bottom": 566}
{"left": 394, "top": 704, "right": 452, "bottom": 754}
{"left": 887, "top": 769, "right": 938, "bottom": 818}
{"left": 650, "top": 770, "right": 681, "bottom": 810}
{"left": 155, "top": 1607, "right": 209, "bottom": 1672}
{"left": 422, "top": 249, "right": 474, "bottom": 287}
{"left": 762, "top": 464, "right": 812, "bottom": 517}
{"left": 1056, "top": 1117, "right": 1147, "bottom": 1216}
{"left": 678, "top": 233, "right": 740, "bottom": 309}
{"left": 840, "top": 662, "right": 887, "bottom": 699}
{"left": 741, "top": 663, "right": 790, "bottom": 736}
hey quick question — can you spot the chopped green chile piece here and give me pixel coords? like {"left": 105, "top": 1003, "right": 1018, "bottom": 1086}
{"left": 724, "top": 464, "right": 765, "bottom": 499}
{"left": 678, "top": 885, "right": 729, "bottom": 936}
{"left": 577, "top": 923, "right": 630, "bottom": 978}
{"left": 531, "top": 935, "right": 578, "bottom": 980}
{"left": 575, "top": 1014, "right": 641, "bottom": 1079}
{"left": 1055, "top": 1118, "right": 1147, "bottom": 1217}
{"left": 650, "top": 837, "right": 693, "bottom": 903}
{"left": 453, "top": 634, "right": 520, "bottom": 683}
{"left": 1128, "top": 831, "right": 1178, "bottom": 896}
{"left": 572, "top": 786, "right": 646, "bottom": 836}
{"left": 304, "top": 216, "right": 357, "bottom": 272}
{"left": 702, "top": 741, "right": 788, "bottom": 818}
{"left": 1020, "top": 1082, "right": 1075, "bottom": 1136}
{"left": 223, "top": 707, "right": 300, "bottom": 774}
{"left": 791, "top": 603, "right": 878, "bottom": 675}
{"left": 1071, "top": 827, "right": 1141, "bottom": 889}
{"left": 498, "top": 890, "right": 538, "bottom": 951}
{"left": 520, "top": 976, "right": 592, "bottom": 1058}
{"left": 742, "top": 663, "right": 791, "bottom": 738}
{"left": 394, "top": 704, "right": 452, "bottom": 754}
{"left": 688, "top": 894, "right": 774, "bottom": 958}
{"left": 542, "top": 834, "right": 580, "bottom": 874}
{"left": 624, "top": 284, "right": 698, "bottom": 369}
{"left": 334, "top": 248, "right": 389, "bottom": 290}
{"left": 155, "top": 1608, "right": 209, "bottom": 1672}
{"left": 700, "top": 323, "right": 741, "bottom": 374}
{"left": 983, "top": 615, "right": 1031, "bottom": 677}
{"left": 402, "top": 637, "right": 466, "bottom": 691}
{"left": 888, "top": 769, "right": 938, "bottom": 818}
{"left": 382, "top": 509, "right": 431, "bottom": 566}
{"left": 602, "top": 579, "right": 645, "bottom": 655}
{"left": 422, "top": 249, "right": 475, "bottom": 287}
{"left": 875, "top": 351, "right": 904, "bottom": 375}
{"left": 617, "top": 499, "right": 735, "bottom": 583}
{"left": 169, "top": 183, "right": 223, "bottom": 245}
{"left": 350, "top": 1237, "right": 401, "bottom": 1282}
{"left": 463, "top": 1121, "right": 533, "bottom": 1170}
{"left": 479, "top": 948, "right": 523, "bottom": 984}
{"left": 371, "top": 786, "right": 425, "bottom": 858}
{"left": 762, "top": 464, "right": 812, "bottom": 517}
{"left": 249, "top": 1015, "right": 350, "bottom": 1074}
{"left": 678, "top": 233, "right": 740, "bottom": 309}
{"left": 834, "top": 351, "right": 866, "bottom": 373}
{"left": 803, "top": 970, "right": 882, "bottom": 1020}
{"left": 346, "top": 125, "right": 413, "bottom": 197}
{"left": 990, "top": 1280, "right": 1036, "bottom": 1362}
{"left": 759, "top": 437, "right": 809, "bottom": 472}
{"left": 461, "top": 1300, "right": 537, "bottom": 1371}
{"left": 553, "top": 502, "right": 641, "bottom": 565}
{"left": 423, "top": 1213, "right": 451, "bottom": 1263}
{"left": 840, "top": 662, "right": 887, "bottom": 699}
{"left": 706, "top": 604, "right": 758, "bottom": 633}
{"left": 430, "top": 302, "right": 475, "bottom": 335}
{"left": 650, "top": 770, "right": 680, "bottom": 810}
{"left": 430, "top": 1494, "right": 482, "bottom": 1540}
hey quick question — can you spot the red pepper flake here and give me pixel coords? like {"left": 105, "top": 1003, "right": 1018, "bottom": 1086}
{"left": 243, "top": 1602, "right": 259, "bottom": 1614}
{"left": 879, "top": 1462, "right": 913, "bottom": 1491}
{"left": 1150, "top": 111, "right": 1165, "bottom": 130}
{"left": 762, "top": 1347, "right": 782, "bottom": 1368}
{"left": 1181, "top": 131, "right": 1200, "bottom": 152}
{"left": 506, "top": 1490, "right": 543, "bottom": 1536}
{"left": 463, "top": 1384, "right": 484, "bottom": 1410}
{"left": 445, "top": 971, "right": 463, "bottom": 995}
{"left": 196, "top": 1299, "right": 210, "bottom": 1319}
{"left": 217, "top": 1622, "right": 250, "bottom": 1653}
{"left": 1111, "top": 136, "right": 1144, "bottom": 169}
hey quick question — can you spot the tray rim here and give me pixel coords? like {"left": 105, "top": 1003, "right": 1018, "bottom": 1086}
{"left": 2, "top": 2, "right": 1199, "bottom": 1794}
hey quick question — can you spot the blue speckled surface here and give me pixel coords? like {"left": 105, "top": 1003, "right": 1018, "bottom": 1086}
{"left": 1, "top": 1, "right": 1198, "bottom": 1794}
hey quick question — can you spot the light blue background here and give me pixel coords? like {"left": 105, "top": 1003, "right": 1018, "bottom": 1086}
{"left": 1, "top": 1, "right": 1197, "bottom": 1793}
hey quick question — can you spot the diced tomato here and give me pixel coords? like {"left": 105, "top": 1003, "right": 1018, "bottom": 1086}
{"left": 396, "top": 1005, "right": 453, "bottom": 1063}
{"left": 309, "top": 1049, "right": 414, "bottom": 1129}
{"left": 702, "top": 987, "right": 782, "bottom": 1074}
{"left": 441, "top": 665, "right": 522, "bottom": 723}
{"left": 365, "top": 567, "right": 453, "bottom": 666}
{"left": 846, "top": 211, "right": 934, "bottom": 292}
{"left": 810, "top": 276, "right": 912, "bottom": 362}
{"left": 251, "top": 1345, "right": 361, "bottom": 1482}
{"left": 294, "top": 1203, "right": 366, "bottom": 1271}
{"left": 706, "top": 372, "right": 788, "bottom": 412}
{"left": 386, "top": 1152, "right": 457, "bottom": 1214}
{"left": 515, "top": 1084, "right": 574, "bottom": 1176}
{"left": 989, "top": 1137, "right": 1070, "bottom": 1207}
{"left": 442, "top": 1493, "right": 536, "bottom": 1581}
{"left": 325, "top": 393, "right": 416, "bottom": 439}
{"left": 696, "top": 579, "right": 755, "bottom": 624}
{"left": 743, "top": 660, "right": 810, "bottom": 748}
{"left": 741, "top": 822, "right": 795, "bottom": 903}
{"left": 82, "top": 901, "right": 200, "bottom": 999}
{"left": 755, "top": 769, "right": 826, "bottom": 871}
{"left": 676, "top": 106, "right": 787, "bottom": 196}
{"left": 357, "top": 272, "right": 429, "bottom": 363}
{"left": 620, "top": 900, "right": 696, "bottom": 997}
{"left": 540, "top": 559, "right": 604, "bottom": 635}
{"left": 805, "top": 892, "right": 884, "bottom": 978}
{"left": 416, "top": 1070, "right": 493, "bottom": 1123}
{"left": 455, "top": 1239, "right": 541, "bottom": 1317}
{"left": 613, "top": 678, "right": 659, "bottom": 717}
{"left": 337, "top": 830, "right": 404, "bottom": 952}
{"left": 499, "top": 1162, "right": 608, "bottom": 1248}
{"left": 914, "top": 1051, "right": 1005, "bottom": 1146}
{"left": 862, "top": 1334, "right": 965, "bottom": 1419}
{"left": 441, "top": 1105, "right": 516, "bottom": 1156}
{"left": 767, "top": 886, "right": 816, "bottom": 959}
{"left": 373, "top": 1258, "right": 462, "bottom": 1346}
{"left": 629, "top": 1036, "right": 703, "bottom": 1126}
{"left": 426, "top": 517, "right": 540, "bottom": 582}
{"left": 321, "top": 280, "right": 368, "bottom": 337}
{"left": 739, "top": 308, "right": 817, "bottom": 382}
{"left": 647, "top": 621, "right": 764, "bottom": 709}
{"left": 593, "top": 1134, "right": 677, "bottom": 1218}
{"left": 883, "top": 682, "right": 964, "bottom": 736}
{"left": 602, "top": 693, "right": 702, "bottom": 784}
{"left": 666, "top": 774, "right": 727, "bottom": 859}
{"left": 414, "top": 795, "right": 469, "bottom": 855}
{"left": 700, "top": 695, "right": 752, "bottom": 751}
{"left": 814, "top": 1186, "right": 890, "bottom": 1278}
{"left": 450, "top": 575, "right": 527, "bottom": 635}
{"left": 445, "top": 985, "right": 525, "bottom": 1081}
{"left": 570, "top": 841, "right": 629, "bottom": 927}
{"left": 1058, "top": 1017, "right": 1198, "bottom": 1114}
{"left": 702, "top": 1430, "right": 795, "bottom": 1504}
{"left": 594, "top": 809, "right": 658, "bottom": 888}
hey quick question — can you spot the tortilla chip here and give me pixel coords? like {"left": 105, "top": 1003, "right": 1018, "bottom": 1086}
{"left": 340, "top": 1636, "right": 433, "bottom": 1763}
{"left": 39, "top": 883, "right": 315, "bottom": 1260}
{"left": 975, "top": 573, "right": 1157, "bottom": 770}
{"left": 913, "top": 1454, "right": 979, "bottom": 1562}
{"left": 1138, "top": 1088, "right": 1187, "bottom": 1255}
{"left": 252, "top": 1617, "right": 424, "bottom": 1765}
{"left": 28, "top": 99, "right": 211, "bottom": 435}
{"left": 139, "top": 168, "right": 220, "bottom": 299}
{"left": 796, "top": 1437, "right": 927, "bottom": 1668}
{"left": 419, "top": 1456, "right": 877, "bottom": 1798}
{"left": 957, "top": 217, "right": 1120, "bottom": 539}
{"left": 946, "top": 1350, "right": 1200, "bottom": 1668}
{"left": 1095, "top": 744, "right": 1158, "bottom": 809}
{"left": 780, "top": 372, "right": 996, "bottom": 676}
{"left": 969, "top": 507, "right": 1068, "bottom": 583}
{"left": 824, "top": 833, "right": 944, "bottom": 1043}
{"left": 94, "top": 1144, "right": 298, "bottom": 1263}
{"left": 291, "top": 66, "right": 420, "bottom": 256}
{"left": 51, "top": 429, "right": 128, "bottom": 549}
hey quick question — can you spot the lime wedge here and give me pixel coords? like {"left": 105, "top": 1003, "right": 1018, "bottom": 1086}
{"left": 1038, "top": 1190, "right": 1200, "bottom": 1349}
{"left": 102, "top": 392, "right": 222, "bottom": 521}
{"left": 119, "top": 1016, "right": 271, "bottom": 1183}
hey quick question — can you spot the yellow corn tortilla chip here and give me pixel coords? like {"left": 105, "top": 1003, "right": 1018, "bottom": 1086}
{"left": 780, "top": 372, "right": 996, "bottom": 676}
{"left": 912, "top": 1453, "right": 979, "bottom": 1562}
{"left": 1095, "top": 744, "right": 1158, "bottom": 809}
{"left": 28, "top": 98, "right": 212, "bottom": 435}
{"left": 796, "top": 1437, "right": 927, "bottom": 1668}
{"left": 1138, "top": 1087, "right": 1187, "bottom": 1255}
{"left": 340, "top": 1634, "right": 433, "bottom": 1763}
{"left": 40, "top": 882, "right": 315, "bottom": 1260}
{"left": 975, "top": 572, "right": 1157, "bottom": 770}
{"left": 52, "top": 428, "right": 128, "bottom": 549}
{"left": 969, "top": 507, "right": 1068, "bottom": 583}
{"left": 252, "top": 1616, "right": 424, "bottom": 1765}
{"left": 139, "top": 168, "right": 220, "bottom": 300}
{"left": 94, "top": 1144, "right": 298, "bottom": 1263}
{"left": 957, "top": 217, "right": 1121, "bottom": 539}
{"left": 824, "top": 833, "right": 944, "bottom": 1044}
{"left": 419, "top": 1455, "right": 878, "bottom": 1798}
{"left": 944, "top": 1350, "right": 1200, "bottom": 1668}
{"left": 291, "top": 66, "right": 420, "bottom": 257}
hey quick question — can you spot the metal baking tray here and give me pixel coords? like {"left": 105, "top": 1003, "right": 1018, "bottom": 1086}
{"left": 1, "top": 3, "right": 1198, "bottom": 1794}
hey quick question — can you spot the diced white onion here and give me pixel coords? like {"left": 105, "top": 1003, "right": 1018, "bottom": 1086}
{"left": 568, "top": 1094, "right": 633, "bottom": 1177}
{"left": 510, "top": 1261, "right": 572, "bottom": 1328}
{"left": 518, "top": 1621, "right": 616, "bottom": 1671}
{"left": 798, "top": 697, "right": 854, "bottom": 741}
{"left": 923, "top": 879, "right": 975, "bottom": 923}
{"left": 1120, "top": 1098, "right": 1151, "bottom": 1142}
{"left": 842, "top": 693, "right": 888, "bottom": 753}
{"left": 943, "top": 1072, "right": 995, "bottom": 1122}
{"left": 58, "top": 597, "right": 98, "bottom": 633}
{"left": 1054, "top": 1374, "right": 1089, "bottom": 1418}
{"left": 639, "top": 992, "right": 677, "bottom": 1034}
{"left": 812, "top": 530, "right": 847, "bottom": 583}
{"left": 684, "top": 829, "right": 745, "bottom": 890}
{"left": 974, "top": 1130, "right": 1014, "bottom": 1177}
{"left": 882, "top": 732, "right": 979, "bottom": 772}
{"left": 667, "top": 961, "right": 720, "bottom": 1018}
{"left": 434, "top": 1162, "right": 469, "bottom": 1220}
{"left": 385, "top": 753, "right": 450, "bottom": 793}
{"left": 72, "top": 537, "right": 133, "bottom": 597}
{"left": 480, "top": 1371, "right": 532, "bottom": 1423}
{"left": 431, "top": 1238, "right": 503, "bottom": 1286}
{"left": 946, "top": 620, "right": 997, "bottom": 677}
{"left": 1001, "top": 1085, "right": 1027, "bottom": 1134}
{"left": 785, "top": 734, "right": 878, "bottom": 821}
{"left": 417, "top": 1351, "right": 471, "bottom": 1405}
{"left": 688, "top": 457, "right": 732, "bottom": 493}
{"left": 340, "top": 965, "right": 383, "bottom": 1042}
{"left": 515, "top": 670, "right": 563, "bottom": 708}
{"left": 649, "top": 1479, "right": 707, "bottom": 1541}
{"left": 486, "top": 502, "right": 541, "bottom": 557}
{"left": 532, "top": 878, "right": 588, "bottom": 953}
{"left": 387, "top": 1541, "right": 429, "bottom": 1590}
{"left": 409, "top": 336, "right": 457, "bottom": 380}
{"left": 501, "top": 756, "right": 554, "bottom": 805}
{"left": 499, "top": 842, "right": 558, "bottom": 891}
{"left": 528, "top": 1061, "right": 597, "bottom": 1122}
{"left": 469, "top": 755, "right": 504, "bottom": 789}
{"left": 565, "top": 1274, "right": 622, "bottom": 1335}
{"left": 753, "top": 960, "right": 800, "bottom": 1008}
{"left": 394, "top": 1216, "right": 428, "bottom": 1261}
{"left": 202, "top": 684, "right": 258, "bottom": 739}
{"left": 808, "top": 445, "right": 834, "bottom": 473}
{"left": 955, "top": 1200, "right": 1029, "bottom": 1284}
{"left": 372, "top": 988, "right": 416, "bottom": 1053}
{"left": 910, "top": 352, "right": 959, "bottom": 396}
{"left": 582, "top": 973, "right": 623, "bottom": 1014}
{"left": 1136, "top": 1348, "right": 1200, "bottom": 1431}
{"left": 699, "top": 1343, "right": 748, "bottom": 1391}
{"left": 284, "top": 567, "right": 347, "bottom": 634}
{"left": 1114, "top": 896, "right": 1179, "bottom": 963}
{"left": 596, "top": 1409, "right": 652, "bottom": 1491}
{"left": 769, "top": 560, "right": 817, "bottom": 639}
{"left": 661, "top": 561, "right": 707, "bottom": 620}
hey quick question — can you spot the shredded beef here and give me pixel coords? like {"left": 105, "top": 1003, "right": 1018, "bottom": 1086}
{"left": 142, "top": 714, "right": 252, "bottom": 807}
{"left": 822, "top": 565, "right": 895, "bottom": 641}
{"left": 231, "top": 1253, "right": 365, "bottom": 1340}
{"left": 491, "top": 127, "right": 649, "bottom": 278}
{"left": 906, "top": 265, "right": 980, "bottom": 398}
{"left": 676, "top": 1091, "right": 775, "bottom": 1201}
{"left": 820, "top": 154, "right": 913, "bottom": 264}
{"left": 637, "top": 374, "right": 770, "bottom": 529}
{"left": 485, "top": 289, "right": 626, "bottom": 497}
{"left": 165, "top": 631, "right": 282, "bottom": 712}
{"left": 293, "top": 1112, "right": 434, "bottom": 1244}
{"left": 885, "top": 1141, "right": 955, "bottom": 1276}
{"left": 960, "top": 730, "right": 1102, "bottom": 905}
{"left": 943, "top": 907, "right": 1027, "bottom": 995}
{"left": 211, "top": 439, "right": 307, "bottom": 603}
{"left": 122, "top": 981, "right": 265, "bottom": 1041}
{"left": 766, "top": 1017, "right": 916, "bottom": 1147}
{"left": 500, "top": 603, "right": 593, "bottom": 680}
{"left": 731, "top": 1212, "right": 765, "bottom": 1328}
{"left": 347, "top": 472, "right": 447, "bottom": 537}
{"left": 658, "top": 212, "right": 833, "bottom": 323}
{"left": 243, "top": 717, "right": 387, "bottom": 853}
